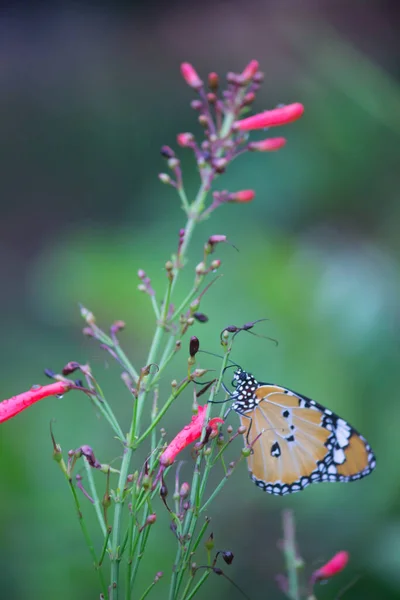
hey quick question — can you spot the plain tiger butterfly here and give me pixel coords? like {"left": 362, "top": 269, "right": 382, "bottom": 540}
{"left": 224, "top": 367, "right": 376, "bottom": 495}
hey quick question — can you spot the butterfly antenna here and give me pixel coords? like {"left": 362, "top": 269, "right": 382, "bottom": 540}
{"left": 198, "top": 349, "right": 241, "bottom": 368}
{"left": 243, "top": 329, "right": 279, "bottom": 346}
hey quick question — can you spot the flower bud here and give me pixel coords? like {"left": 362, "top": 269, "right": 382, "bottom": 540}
{"left": 213, "top": 158, "right": 227, "bottom": 173}
{"left": 248, "top": 137, "right": 286, "bottom": 152}
{"left": 193, "top": 312, "right": 209, "bottom": 323}
{"left": 179, "top": 482, "right": 190, "bottom": 498}
{"left": 80, "top": 305, "right": 95, "bottom": 325}
{"left": 168, "top": 157, "right": 180, "bottom": 169}
{"left": 313, "top": 551, "right": 349, "bottom": 581}
{"left": 228, "top": 190, "right": 255, "bottom": 203}
{"left": 146, "top": 513, "right": 157, "bottom": 526}
{"left": 61, "top": 361, "right": 80, "bottom": 376}
{"left": 177, "top": 132, "right": 194, "bottom": 147}
{"left": 142, "top": 475, "right": 151, "bottom": 490}
{"left": 160, "top": 145, "right": 175, "bottom": 159}
{"left": 235, "top": 103, "right": 304, "bottom": 131}
{"left": 242, "top": 91, "right": 256, "bottom": 106}
{"left": 205, "top": 532, "right": 214, "bottom": 551}
{"left": 190, "top": 99, "right": 202, "bottom": 110}
{"left": 208, "top": 72, "right": 219, "bottom": 91}
{"left": 241, "top": 59, "right": 259, "bottom": 82}
{"left": 158, "top": 173, "right": 173, "bottom": 185}
{"left": 181, "top": 62, "right": 203, "bottom": 89}
{"left": 195, "top": 262, "right": 206, "bottom": 275}
{"left": 222, "top": 550, "right": 234, "bottom": 565}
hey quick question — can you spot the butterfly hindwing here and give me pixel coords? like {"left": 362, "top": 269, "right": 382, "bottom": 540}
{"left": 234, "top": 378, "right": 375, "bottom": 496}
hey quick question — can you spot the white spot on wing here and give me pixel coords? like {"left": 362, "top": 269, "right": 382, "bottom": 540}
{"left": 333, "top": 448, "right": 346, "bottom": 464}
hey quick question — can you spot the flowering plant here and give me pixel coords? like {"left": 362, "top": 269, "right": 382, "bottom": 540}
{"left": 0, "top": 60, "right": 353, "bottom": 600}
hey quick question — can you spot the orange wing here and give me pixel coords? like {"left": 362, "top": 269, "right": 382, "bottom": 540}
{"left": 238, "top": 385, "right": 375, "bottom": 495}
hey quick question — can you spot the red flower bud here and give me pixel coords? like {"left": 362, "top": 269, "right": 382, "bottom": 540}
{"left": 177, "top": 132, "right": 194, "bottom": 147}
{"left": 313, "top": 551, "right": 349, "bottom": 581}
{"left": 248, "top": 137, "right": 287, "bottom": 152}
{"left": 208, "top": 72, "right": 219, "bottom": 91}
{"left": 228, "top": 190, "right": 255, "bottom": 203}
{"left": 180, "top": 62, "right": 203, "bottom": 89}
{"left": 235, "top": 103, "right": 304, "bottom": 131}
{"left": 241, "top": 59, "right": 259, "bottom": 81}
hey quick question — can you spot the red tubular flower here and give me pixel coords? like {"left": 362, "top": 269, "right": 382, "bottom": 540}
{"left": 248, "top": 137, "right": 287, "bottom": 152}
{"left": 313, "top": 551, "right": 349, "bottom": 581}
{"left": 235, "top": 102, "right": 304, "bottom": 131}
{"left": 0, "top": 381, "right": 72, "bottom": 423}
{"left": 180, "top": 62, "right": 203, "bottom": 89}
{"left": 228, "top": 190, "right": 255, "bottom": 203}
{"left": 160, "top": 405, "right": 223, "bottom": 467}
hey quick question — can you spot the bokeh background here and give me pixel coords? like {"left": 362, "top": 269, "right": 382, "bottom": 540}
{"left": 1, "top": 1, "right": 399, "bottom": 599}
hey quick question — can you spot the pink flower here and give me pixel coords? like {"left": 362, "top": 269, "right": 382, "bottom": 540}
{"left": 180, "top": 62, "right": 203, "bottom": 89}
{"left": 248, "top": 137, "right": 287, "bottom": 152}
{"left": 241, "top": 60, "right": 259, "bottom": 81}
{"left": 228, "top": 190, "right": 256, "bottom": 203}
{"left": 0, "top": 381, "right": 73, "bottom": 423}
{"left": 313, "top": 551, "right": 349, "bottom": 581}
{"left": 235, "top": 103, "right": 304, "bottom": 131}
{"left": 160, "top": 405, "right": 223, "bottom": 466}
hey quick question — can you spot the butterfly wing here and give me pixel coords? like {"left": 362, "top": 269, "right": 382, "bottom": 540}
{"left": 238, "top": 384, "right": 376, "bottom": 495}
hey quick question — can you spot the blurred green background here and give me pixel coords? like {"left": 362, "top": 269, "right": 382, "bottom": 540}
{"left": 1, "top": 2, "right": 399, "bottom": 599}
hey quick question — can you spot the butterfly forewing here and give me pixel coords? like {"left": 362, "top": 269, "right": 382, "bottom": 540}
{"left": 233, "top": 377, "right": 375, "bottom": 496}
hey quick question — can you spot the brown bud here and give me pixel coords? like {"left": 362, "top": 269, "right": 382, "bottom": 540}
{"left": 222, "top": 551, "right": 234, "bottom": 565}
{"left": 160, "top": 483, "right": 168, "bottom": 499}
{"left": 208, "top": 72, "right": 219, "bottom": 91}
{"left": 189, "top": 336, "right": 200, "bottom": 357}
{"left": 61, "top": 361, "right": 80, "bottom": 375}
{"left": 160, "top": 145, "right": 175, "bottom": 159}
{"left": 193, "top": 312, "right": 209, "bottom": 323}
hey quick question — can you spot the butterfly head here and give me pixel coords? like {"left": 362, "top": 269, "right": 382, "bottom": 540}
{"left": 228, "top": 368, "right": 259, "bottom": 412}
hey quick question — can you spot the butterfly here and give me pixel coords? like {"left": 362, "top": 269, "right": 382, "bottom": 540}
{"left": 225, "top": 367, "right": 376, "bottom": 495}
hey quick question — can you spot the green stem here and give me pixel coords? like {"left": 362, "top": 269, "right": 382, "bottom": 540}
{"left": 133, "top": 379, "right": 191, "bottom": 448}
{"left": 67, "top": 478, "right": 108, "bottom": 598}
{"left": 83, "top": 458, "right": 109, "bottom": 540}
{"left": 200, "top": 459, "right": 242, "bottom": 514}
{"left": 173, "top": 348, "right": 232, "bottom": 598}
{"left": 282, "top": 510, "right": 300, "bottom": 600}
{"left": 138, "top": 580, "right": 156, "bottom": 600}
{"left": 150, "top": 294, "right": 160, "bottom": 320}
{"left": 184, "top": 571, "right": 210, "bottom": 600}
{"left": 99, "top": 527, "right": 112, "bottom": 567}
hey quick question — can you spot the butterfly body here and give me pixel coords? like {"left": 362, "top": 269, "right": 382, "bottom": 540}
{"left": 229, "top": 368, "right": 376, "bottom": 495}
